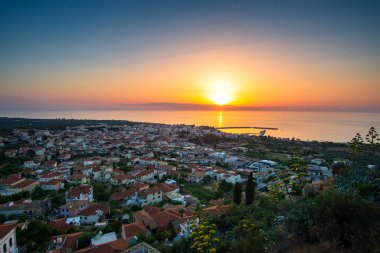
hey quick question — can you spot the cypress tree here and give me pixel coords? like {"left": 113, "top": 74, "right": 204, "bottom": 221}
{"left": 245, "top": 172, "right": 255, "bottom": 205}
{"left": 233, "top": 182, "right": 242, "bottom": 204}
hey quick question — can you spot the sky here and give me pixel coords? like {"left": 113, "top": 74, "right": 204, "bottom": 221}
{"left": 1, "top": 0, "right": 380, "bottom": 111}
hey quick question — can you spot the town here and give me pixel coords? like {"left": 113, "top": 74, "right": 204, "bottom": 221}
{"left": 0, "top": 118, "right": 379, "bottom": 253}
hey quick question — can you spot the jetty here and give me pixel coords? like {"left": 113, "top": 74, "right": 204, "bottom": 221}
{"left": 216, "top": 126, "right": 278, "bottom": 130}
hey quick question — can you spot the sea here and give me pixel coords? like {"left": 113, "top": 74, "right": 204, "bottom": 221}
{"left": 1, "top": 110, "right": 380, "bottom": 143}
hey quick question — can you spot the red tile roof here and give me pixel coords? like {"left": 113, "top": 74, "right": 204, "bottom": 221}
{"left": 150, "top": 211, "right": 185, "bottom": 229}
{"left": 202, "top": 205, "right": 229, "bottom": 215}
{"left": 67, "top": 185, "right": 92, "bottom": 198}
{"left": 12, "top": 179, "right": 39, "bottom": 189}
{"left": 135, "top": 170, "right": 154, "bottom": 178}
{"left": 69, "top": 174, "right": 88, "bottom": 180}
{"left": 110, "top": 189, "right": 137, "bottom": 201}
{"left": 0, "top": 174, "right": 24, "bottom": 186}
{"left": 112, "top": 174, "right": 129, "bottom": 181}
{"left": 143, "top": 205, "right": 161, "bottom": 215}
{"left": 139, "top": 187, "right": 161, "bottom": 197}
{"left": 133, "top": 210, "right": 158, "bottom": 230}
{"left": 48, "top": 232, "right": 83, "bottom": 253}
{"left": 0, "top": 224, "right": 16, "bottom": 239}
{"left": 155, "top": 183, "right": 178, "bottom": 193}
{"left": 48, "top": 218, "right": 72, "bottom": 233}
{"left": 78, "top": 203, "right": 109, "bottom": 216}
{"left": 122, "top": 221, "right": 148, "bottom": 238}
{"left": 131, "top": 182, "right": 148, "bottom": 190}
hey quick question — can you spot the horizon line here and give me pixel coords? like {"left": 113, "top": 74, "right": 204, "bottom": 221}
{"left": 1, "top": 102, "right": 380, "bottom": 113}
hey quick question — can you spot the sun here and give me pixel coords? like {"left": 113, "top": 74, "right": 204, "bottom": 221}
{"left": 209, "top": 81, "right": 234, "bottom": 106}
{"left": 211, "top": 93, "right": 232, "bottom": 106}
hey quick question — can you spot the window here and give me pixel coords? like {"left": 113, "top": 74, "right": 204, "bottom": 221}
{"left": 9, "top": 238, "right": 13, "bottom": 247}
{"left": 3, "top": 244, "right": 7, "bottom": 252}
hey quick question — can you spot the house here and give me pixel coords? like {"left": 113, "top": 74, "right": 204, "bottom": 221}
{"left": 188, "top": 169, "right": 204, "bottom": 183}
{"left": 44, "top": 160, "right": 58, "bottom": 169}
{"left": 91, "top": 167, "right": 102, "bottom": 180}
{"left": 73, "top": 238, "right": 129, "bottom": 253}
{"left": 60, "top": 200, "right": 88, "bottom": 218}
{"left": 0, "top": 174, "right": 25, "bottom": 191}
{"left": 46, "top": 232, "right": 83, "bottom": 253}
{"left": 110, "top": 174, "right": 133, "bottom": 186}
{"left": 68, "top": 174, "right": 90, "bottom": 185}
{"left": 11, "top": 179, "right": 39, "bottom": 193}
{"left": 0, "top": 224, "right": 17, "bottom": 253}
{"left": 84, "top": 157, "right": 104, "bottom": 166}
{"left": 24, "top": 161, "right": 39, "bottom": 169}
{"left": 65, "top": 185, "right": 94, "bottom": 203}
{"left": 0, "top": 199, "right": 51, "bottom": 217}
{"left": 155, "top": 183, "right": 179, "bottom": 195}
{"left": 34, "top": 147, "right": 45, "bottom": 156}
{"left": 110, "top": 189, "right": 137, "bottom": 202}
{"left": 133, "top": 210, "right": 158, "bottom": 230}
{"left": 40, "top": 179, "right": 65, "bottom": 191}
{"left": 78, "top": 203, "right": 109, "bottom": 225}
{"left": 4, "top": 150, "right": 17, "bottom": 158}
{"left": 138, "top": 187, "right": 162, "bottom": 205}
{"left": 135, "top": 170, "right": 155, "bottom": 183}
{"left": 131, "top": 182, "right": 149, "bottom": 191}
{"left": 43, "top": 172, "right": 65, "bottom": 182}
{"left": 143, "top": 205, "right": 161, "bottom": 215}
{"left": 150, "top": 210, "right": 186, "bottom": 231}
{"left": 121, "top": 221, "right": 149, "bottom": 242}
{"left": 48, "top": 218, "right": 75, "bottom": 233}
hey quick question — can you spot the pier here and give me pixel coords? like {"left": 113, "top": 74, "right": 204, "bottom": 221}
{"left": 216, "top": 126, "right": 278, "bottom": 130}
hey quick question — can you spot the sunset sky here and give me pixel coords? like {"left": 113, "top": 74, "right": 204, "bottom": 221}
{"left": 1, "top": 0, "right": 380, "bottom": 111}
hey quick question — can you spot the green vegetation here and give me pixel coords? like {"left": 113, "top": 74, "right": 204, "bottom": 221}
{"left": 181, "top": 181, "right": 222, "bottom": 203}
{"left": 92, "top": 182, "right": 111, "bottom": 201}
{"left": 189, "top": 221, "right": 218, "bottom": 253}
{"left": 17, "top": 220, "right": 58, "bottom": 252}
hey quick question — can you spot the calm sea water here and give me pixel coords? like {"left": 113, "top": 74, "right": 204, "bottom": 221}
{"left": 1, "top": 110, "right": 380, "bottom": 143}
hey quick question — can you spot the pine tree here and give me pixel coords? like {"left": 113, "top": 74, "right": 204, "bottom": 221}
{"left": 233, "top": 182, "right": 242, "bottom": 204}
{"left": 245, "top": 172, "right": 255, "bottom": 205}
{"left": 366, "top": 127, "right": 379, "bottom": 144}
{"left": 348, "top": 133, "right": 364, "bottom": 157}
{"left": 366, "top": 127, "right": 379, "bottom": 164}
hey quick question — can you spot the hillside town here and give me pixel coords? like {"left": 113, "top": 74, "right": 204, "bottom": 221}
{"left": 0, "top": 120, "right": 379, "bottom": 253}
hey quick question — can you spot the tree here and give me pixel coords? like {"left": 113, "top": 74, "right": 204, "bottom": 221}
{"left": 366, "top": 127, "right": 379, "bottom": 162}
{"left": 348, "top": 133, "right": 364, "bottom": 157}
{"left": 218, "top": 180, "right": 233, "bottom": 193}
{"left": 92, "top": 182, "right": 109, "bottom": 201}
{"left": 233, "top": 182, "right": 242, "bottom": 204}
{"left": 366, "top": 127, "right": 379, "bottom": 144}
{"left": 245, "top": 172, "right": 255, "bottom": 205}
{"left": 332, "top": 162, "right": 346, "bottom": 176}
{"left": 313, "top": 190, "right": 380, "bottom": 250}
{"left": 17, "top": 220, "right": 58, "bottom": 252}
{"left": 189, "top": 220, "right": 219, "bottom": 253}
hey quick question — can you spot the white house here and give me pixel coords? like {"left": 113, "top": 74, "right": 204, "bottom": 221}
{"left": 138, "top": 187, "right": 162, "bottom": 206}
{"left": 65, "top": 185, "right": 94, "bottom": 203}
{"left": 0, "top": 224, "right": 17, "bottom": 253}
{"left": 78, "top": 203, "right": 109, "bottom": 225}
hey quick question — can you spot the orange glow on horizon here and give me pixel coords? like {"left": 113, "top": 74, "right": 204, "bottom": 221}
{"left": 2, "top": 41, "right": 380, "bottom": 110}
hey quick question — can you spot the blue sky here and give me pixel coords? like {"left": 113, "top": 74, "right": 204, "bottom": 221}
{"left": 1, "top": 0, "right": 379, "bottom": 110}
